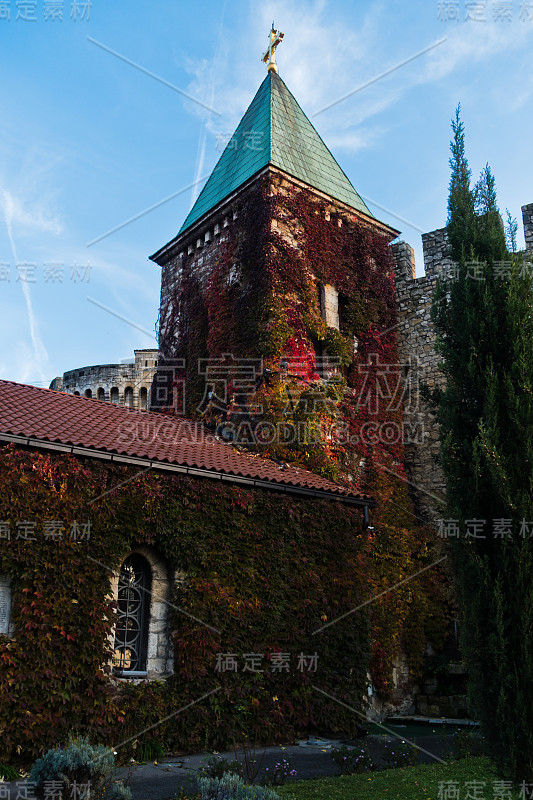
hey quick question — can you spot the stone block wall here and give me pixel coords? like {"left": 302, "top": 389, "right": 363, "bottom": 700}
{"left": 421, "top": 227, "right": 455, "bottom": 280}
{"left": 391, "top": 206, "right": 533, "bottom": 523}
{"left": 369, "top": 650, "right": 417, "bottom": 718}
{"left": 416, "top": 694, "right": 468, "bottom": 718}
{"left": 390, "top": 237, "right": 447, "bottom": 525}
{"left": 523, "top": 203, "right": 533, "bottom": 253}
{"left": 320, "top": 284, "right": 340, "bottom": 330}
{"left": 155, "top": 188, "right": 247, "bottom": 356}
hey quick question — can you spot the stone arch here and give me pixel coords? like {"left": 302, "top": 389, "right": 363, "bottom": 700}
{"left": 139, "top": 386, "right": 148, "bottom": 410}
{"left": 110, "top": 387, "right": 119, "bottom": 404}
{"left": 109, "top": 546, "right": 174, "bottom": 680}
{"left": 73, "top": 391, "right": 80, "bottom": 396}
{"left": 97, "top": 387, "right": 105, "bottom": 402}
{"left": 124, "top": 386, "right": 134, "bottom": 408}
{"left": 84, "top": 389, "right": 92, "bottom": 398}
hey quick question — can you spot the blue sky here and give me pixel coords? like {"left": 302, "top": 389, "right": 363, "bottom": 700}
{"left": 1, "top": 0, "right": 532, "bottom": 387}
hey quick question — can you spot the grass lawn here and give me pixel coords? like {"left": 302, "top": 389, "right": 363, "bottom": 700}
{"left": 277, "top": 757, "right": 521, "bottom": 800}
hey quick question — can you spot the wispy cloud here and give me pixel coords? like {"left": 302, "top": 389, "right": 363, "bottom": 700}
{"left": 182, "top": 0, "right": 533, "bottom": 167}
{"left": 423, "top": 18, "right": 533, "bottom": 84}
{"left": 189, "top": 0, "right": 228, "bottom": 209}
{"left": 183, "top": 1, "right": 410, "bottom": 159}
{"left": 0, "top": 186, "right": 61, "bottom": 382}
{"left": 325, "top": 128, "right": 379, "bottom": 153}
{"left": 508, "top": 70, "right": 533, "bottom": 112}
{"left": 0, "top": 186, "right": 63, "bottom": 238}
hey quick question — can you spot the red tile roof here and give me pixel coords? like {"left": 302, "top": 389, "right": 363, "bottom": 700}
{"left": 0, "top": 380, "right": 372, "bottom": 506}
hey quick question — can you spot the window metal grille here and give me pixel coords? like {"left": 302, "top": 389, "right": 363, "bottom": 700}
{"left": 113, "top": 554, "right": 151, "bottom": 674}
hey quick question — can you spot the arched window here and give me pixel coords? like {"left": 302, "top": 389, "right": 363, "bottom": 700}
{"left": 73, "top": 391, "right": 80, "bottom": 396}
{"left": 110, "top": 387, "right": 119, "bottom": 404}
{"left": 113, "top": 554, "right": 151, "bottom": 675}
{"left": 139, "top": 387, "right": 148, "bottom": 410}
{"left": 124, "top": 386, "right": 134, "bottom": 408}
{"left": 84, "top": 389, "right": 92, "bottom": 398}
{"left": 97, "top": 388, "right": 105, "bottom": 402}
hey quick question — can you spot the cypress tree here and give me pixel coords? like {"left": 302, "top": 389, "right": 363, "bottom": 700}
{"left": 447, "top": 104, "right": 477, "bottom": 262}
{"left": 432, "top": 109, "right": 533, "bottom": 781}
{"left": 474, "top": 164, "right": 507, "bottom": 263}
{"left": 505, "top": 209, "right": 519, "bottom": 254}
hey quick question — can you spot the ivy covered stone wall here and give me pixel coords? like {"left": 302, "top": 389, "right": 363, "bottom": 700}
{"left": 0, "top": 444, "right": 364, "bottom": 761}
{"left": 0, "top": 440, "right": 448, "bottom": 763}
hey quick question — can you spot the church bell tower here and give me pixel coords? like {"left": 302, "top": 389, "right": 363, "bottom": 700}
{"left": 150, "top": 29, "right": 400, "bottom": 484}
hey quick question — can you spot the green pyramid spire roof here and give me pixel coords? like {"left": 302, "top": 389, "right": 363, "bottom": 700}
{"left": 179, "top": 71, "right": 373, "bottom": 234}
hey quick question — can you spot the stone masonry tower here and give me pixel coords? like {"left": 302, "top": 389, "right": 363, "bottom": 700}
{"left": 150, "top": 63, "right": 400, "bottom": 469}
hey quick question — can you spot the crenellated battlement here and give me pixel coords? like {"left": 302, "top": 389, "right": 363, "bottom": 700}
{"left": 523, "top": 203, "right": 533, "bottom": 252}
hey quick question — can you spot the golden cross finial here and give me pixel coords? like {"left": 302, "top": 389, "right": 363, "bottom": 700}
{"left": 262, "top": 24, "right": 284, "bottom": 74}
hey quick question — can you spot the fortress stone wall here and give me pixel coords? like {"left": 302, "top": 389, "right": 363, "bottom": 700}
{"left": 49, "top": 349, "right": 158, "bottom": 410}
{"left": 392, "top": 203, "right": 533, "bottom": 523}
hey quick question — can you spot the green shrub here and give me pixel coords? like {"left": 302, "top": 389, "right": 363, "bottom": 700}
{"left": 453, "top": 729, "right": 486, "bottom": 759}
{"left": 107, "top": 785, "right": 132, "bottom": 800}
{"left": 263, "top": 758, "right": 297, "bottom": 786}
{"left": 382, "top": 741, "right": 418, "bottom": 768}
{"left": 198, "top": 771, "right": 280, "bottom": 799}
{"left": 29, "top": 735, "right": 131, "bottom": 800}
{"left": 331, "top": 745, "right": 376, "bottom": 775}
{"left": 199, "top": 755, "right": 244, "bottom": 779}
{"left": 135, "top": 739, "right": 167, "bottom": 762}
